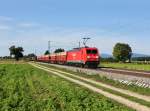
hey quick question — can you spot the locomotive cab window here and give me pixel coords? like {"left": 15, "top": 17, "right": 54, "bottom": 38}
{"left": 92, "top": 50, "right": 97, "bottom": 54}
{"left": 86, "top": 50, "right": 91, "bottom": 54}
{"left": 86, "top": 49, "right": 97, "bottom": 54}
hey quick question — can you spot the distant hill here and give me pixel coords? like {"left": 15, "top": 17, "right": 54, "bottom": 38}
{"left": 101, "top": 53, "right": 112, "bottom": 58}
{"left": 132, "top": 53, "right": 150, "bottom": 58}
{"left": 100, "top": 53, "right": 150, "bottom": 58}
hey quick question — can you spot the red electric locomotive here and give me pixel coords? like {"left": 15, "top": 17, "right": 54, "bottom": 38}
{"left": 37, "top": 47, "right": 100, "bottom": 68}
{"left": 67, "top": 47, "right": 100, "bottom": 68}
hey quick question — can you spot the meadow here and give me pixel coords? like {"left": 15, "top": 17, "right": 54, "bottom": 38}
{"left": 100, "top": 62, "right": 150, "bottom": 71}
{"left": 0, "top": 63, "right": 133, "bottom": 111}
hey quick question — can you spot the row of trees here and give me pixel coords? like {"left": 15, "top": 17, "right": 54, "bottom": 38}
{"left": 8, "top": 45, "right": 65, "bottom": 61}
{"left": 8, "top": 43, "right": 148, "bottom": 63}
{"left": 44, "top": 48, "right": 65, "bottom": 55}
{"left": 132, "top": 57, "right": 150, "bottom": 61}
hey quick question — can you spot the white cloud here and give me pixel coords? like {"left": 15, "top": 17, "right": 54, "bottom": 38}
{"left": 0, "top": 16, "right": 13, "bottom": 30}
{"left": 0, "top": 16, "right": 13, "bottom": 21}
{"left": 0, "top": 25, "right": 11, "bottom": 30}
{"left": 18, "top": 22, "right": 39, "bottom": 28}
{"left": 0, "top": 26, "right": 150, "bottom": 56}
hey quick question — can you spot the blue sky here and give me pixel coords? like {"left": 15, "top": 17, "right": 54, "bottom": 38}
{"left": 0, "top": 0, "right": 150, "bottom": 56}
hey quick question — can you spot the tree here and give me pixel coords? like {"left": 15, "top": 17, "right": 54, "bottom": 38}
{"left": 9, "top": 45, "right": 24, "bottom": 61}
{"left": 27, "top": 53, "right": 37, "bottom": 61}
{"left": 28, "top": 53, "right": 36, "bottom": 57}
{"left": 54, "top": 48, "right": 65, "bottom": 53}
{"left": 44, "top": 50, "right": 50, "bottom": 55}
{"left": 113, "top": 43, "right": 132, "bottom": 62}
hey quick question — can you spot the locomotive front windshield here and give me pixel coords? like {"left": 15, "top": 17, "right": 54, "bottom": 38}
{"left": 86, "top": 49, "right": 98, "bottom": 54}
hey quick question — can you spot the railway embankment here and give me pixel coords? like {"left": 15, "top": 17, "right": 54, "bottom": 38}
{"left": 36, "top": 62, "right": 150, "bottom": 89}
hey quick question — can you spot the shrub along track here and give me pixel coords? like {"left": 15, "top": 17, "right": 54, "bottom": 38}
{"left": 29, "top": 62, "right": 150, "bottom": 111}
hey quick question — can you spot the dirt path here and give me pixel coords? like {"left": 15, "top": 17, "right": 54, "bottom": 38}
{"left": 35, "top": 63, "right": 150, "bottom": 102}
{"left": 30, "top": 63, "right": 150, "bottom": 111}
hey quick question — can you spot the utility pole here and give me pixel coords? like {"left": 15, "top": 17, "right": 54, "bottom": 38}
{"left": 35, "top": 49, "right": 37, "bottom": 56}
{"left": 82, "top": 37, "right": 91, "bottom": 47}
{"left": 79, "top": 41, "right": 81, "bottom": 48}
{"left": 48, "top": 41, "right": 51, "bottom": 54}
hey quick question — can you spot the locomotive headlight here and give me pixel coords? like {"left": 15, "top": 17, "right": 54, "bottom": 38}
{"left": 95, "top": 56, "right": 99, "bottom": 59}
{"left": 87, "top": 56, "right": 91, "bottom": 59}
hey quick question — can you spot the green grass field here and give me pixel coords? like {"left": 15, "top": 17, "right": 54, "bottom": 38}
{"left": 0, "top": 63, "right": 133, "bottom": 111}
{"left": 100, "top": 62, "right": 150, "bottom": 71}
{"left": 0, "top": 59, "right": 25, "bottom": 64}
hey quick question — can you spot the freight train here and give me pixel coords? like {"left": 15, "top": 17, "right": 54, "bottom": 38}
{"left": 37, "top": 47, "right": 100, "bottom": 68}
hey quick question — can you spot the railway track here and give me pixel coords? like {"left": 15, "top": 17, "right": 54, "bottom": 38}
{"left": 35, "top": 61, "right": 150, "bottom": 78}
{"left": 37, "top": 62, "right": 150, "bottom": 78}
{"left": 36, "top": 62, "right": 150, "bottom": 88}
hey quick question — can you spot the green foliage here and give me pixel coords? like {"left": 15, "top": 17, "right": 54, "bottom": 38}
{"left": 101, "top": 62, "right": 150, "bottom": 71}
{"left": 54, "top": 48, "right": 65, "bottom": 53}
{"left": 132, "top": 57, "right": 150, "bottom": 62}
{"left": 27, "top": 53, "right": 36, "bottom": 58}
{"left": 113, "top": 43, "right": 132, "bottom": 62}
{"left": 9, "top": 45, "right": 24, "bottom": 61}
{"left": 0, "top": 64, "right": 133, "bottom": 111}
{"left": 101, "top": 57, "right": 118, "bottom": 63}
{"left": 44, "top": 50, "right": 50, "bottom": 55}
{"left": 23, "top": 53, "right": 37, "bottom": 61}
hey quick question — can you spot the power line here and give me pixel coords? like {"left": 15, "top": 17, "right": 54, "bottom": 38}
{"left": 35, "top": 49, "right": 37, "bottom": 56}
{"left": 82, "top": 37, "right": 91, "bottom": 47}
{"left": 48, "top": 41, "right": 51, "bottom": 54}
{"left": 79, "top": 41, "right": 81, "bottom": 48}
